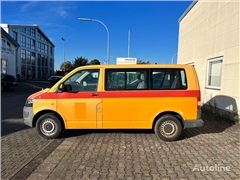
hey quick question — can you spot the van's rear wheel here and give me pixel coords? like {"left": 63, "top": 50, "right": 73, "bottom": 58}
{"left": 154, "top": 115, "right": 182, "bottom": 141}
{"left": 36, "top": 113, "right": 62, "bottom": 139}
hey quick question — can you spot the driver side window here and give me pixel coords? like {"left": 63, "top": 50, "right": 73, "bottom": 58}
{"left": 63, "top": 69, "right": 99, "bottom": 92}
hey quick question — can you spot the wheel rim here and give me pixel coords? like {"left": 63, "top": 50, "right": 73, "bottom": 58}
{"left": 40, "top": 118, "right": 57, "bottom": 136}
{"left": 160, "top": 120, "right": 178, "bottom": 138}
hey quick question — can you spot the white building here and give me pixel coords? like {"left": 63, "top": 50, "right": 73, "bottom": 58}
{"left": 1, "top": 24, "right": 55, "bottom": 79}
{"left": 1, "top": 27, "right": 20, "bottom": 76}
{"left": 178, "top": 0, "right": 240, "bottom": 115}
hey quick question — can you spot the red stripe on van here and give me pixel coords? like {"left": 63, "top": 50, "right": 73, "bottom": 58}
{"left": 33, "top": 90, "right": 200, "bottom": 99}
{"left": 102, "top": 90, "right": 200, "bottom": 98}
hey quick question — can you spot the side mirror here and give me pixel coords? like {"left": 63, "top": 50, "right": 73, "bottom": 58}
{"left": 58, "top": 83, "right": 64, "bottom": 91}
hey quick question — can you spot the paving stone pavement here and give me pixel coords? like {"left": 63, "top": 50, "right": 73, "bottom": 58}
{"left": 1, "top": 127, "right": 54, "bottom": 180}
{"left": 2, "top": 118, "right": 240, "bottom": 180}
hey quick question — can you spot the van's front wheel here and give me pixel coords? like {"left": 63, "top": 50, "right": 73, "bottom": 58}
{"left": 154, "top": 115, "right": 182, "bottom": 141}
{"left": 36, "top": 113, "right": 62, "bottom": 139}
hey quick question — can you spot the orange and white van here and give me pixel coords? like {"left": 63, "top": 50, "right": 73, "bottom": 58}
{"left": 23, "top": 64, "right": 203, "bottom": 141}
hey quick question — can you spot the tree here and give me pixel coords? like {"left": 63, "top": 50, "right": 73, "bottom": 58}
{"left": 73, "top": 56, "right": 88, "bottom": 68}
{"left": 88, "top": 59, "right": 101, "bottom": 65}
{"left": 137, "top": 60, "right": 150, "bottom": 64}
{"left": 60, "top": 61, "right": 74, "bottom": 72}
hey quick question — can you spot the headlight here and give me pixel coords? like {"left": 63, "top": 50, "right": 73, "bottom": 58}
{"left": 25, "top": 99, "right": 33, "bottom": 107}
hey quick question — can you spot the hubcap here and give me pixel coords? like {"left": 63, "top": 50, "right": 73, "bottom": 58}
{"left": 41, "top": 119, "right": 56, "bottom": 136}
{"left": 164, "top": 124, "right": 173, "bottom": 133}
{"left": 160, "top": 120, "right": 177, "bottom": 138}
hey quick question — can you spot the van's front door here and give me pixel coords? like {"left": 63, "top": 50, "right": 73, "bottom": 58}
{"left": 57, "top": 69, "right": 102, "bottom": 129}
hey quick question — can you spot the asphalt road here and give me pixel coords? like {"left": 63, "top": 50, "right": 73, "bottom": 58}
{"left": 1, "top": 80, "right": 52, "bottom": 136}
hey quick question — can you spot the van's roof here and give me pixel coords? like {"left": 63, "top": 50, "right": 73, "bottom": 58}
{"left": 75, "top": 64, "right": 193, "bottom": 69}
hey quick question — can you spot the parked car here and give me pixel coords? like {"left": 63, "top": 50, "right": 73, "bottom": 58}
{"left": 47, "top": 76, "right": 63, "bottom": 84}
{"left": 1, "top": 73, "right": 18, "bottom": 91}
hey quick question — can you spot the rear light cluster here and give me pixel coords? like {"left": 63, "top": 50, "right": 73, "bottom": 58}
{"left": 197, "top": 97, "right": 201, "bottom": 109}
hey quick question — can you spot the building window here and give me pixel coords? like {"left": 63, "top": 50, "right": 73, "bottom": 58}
{"left": 41, "top": 55, "right": 44, "bottom": 66}
{"left": 21, "top": 27, "right": 26, "bottom": 33}
{"left": 21, "top": 49, "right": 26, "bottom": 63}
{"left": 206, "top": 57, "right": 223, "bottom": 89}
{"left": 26, "top": 50, "right": 31, "bottom": 64}
{"left": 21, "top": 35, "right": 26, "bottom": 47}
{"left": 27, "top": 65, "right": 31, "bottom": 79}
{"left": 45, "top": 56, "right": 48, "bottom": 67}
{"left": 41, "top": 43, "right": 45, "bottom": 53}
{"left": 37, "top": 30, "right": 46, "bottom": 42}
{"left": 26, "top": 37, "right": 30, "bottom": 48}
{"left": 45, "top": 44, "right": 48, "bottom": 54}
{"left": 30, "top": 28, "right": 35, "bottom": 37}
{"left": 37, "top": 42, "right": 41, "bottom": 52}
{"left": 31, "top": 39, "right": 35, "bottom": 50}
{"left": 2, "top": 36, "right": 6, "bottom": 48}
{"left": 6, "top": 41, "right": 10, "bottom": 49}
{"left": 38, "top": 54, "right": 41, "bottom": 66}
{"left": 50, "top": 46, "right": 53, "bottom": 56}
{"left": 12, "top": 31, "right": 17, "bottom": 41}
{"left": 31, "top": 52, "right": 35, "bottom": 65}
{"left": 26, "top": 28, "right": 31, "bottom": 35}
{"left": 1, "top": 59, "right": 7, "bottom": 74}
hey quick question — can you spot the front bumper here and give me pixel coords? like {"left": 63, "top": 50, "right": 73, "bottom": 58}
{"left": 23, "top": 106, "right": 34, "bottom": 127}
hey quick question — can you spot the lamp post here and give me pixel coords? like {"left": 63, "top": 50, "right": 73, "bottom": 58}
{"left": 171, "top": 53, "right": 177, "bottom": 64}
{"left": 61, "top": 38, "right": 66, "bottom": 71}
{"left": 78, "top": 18, "right": 110, "bottom": 65}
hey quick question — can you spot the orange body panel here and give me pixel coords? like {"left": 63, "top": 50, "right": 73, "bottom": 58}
{"left": 57, "top": 97, "right": 102, "bottom": 129}
{"left": 102, "top": 97, "right": 197, "bottom": 129}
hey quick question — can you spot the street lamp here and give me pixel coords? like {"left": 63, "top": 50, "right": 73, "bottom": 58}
{"left": 61, "top": 38, "right": 66, "bottom": 71}
{"left": 78, "top": 18, "right": 110, "bottom": 65}
{"left": 171, "top": 53, "right": 177, "bottom": 64}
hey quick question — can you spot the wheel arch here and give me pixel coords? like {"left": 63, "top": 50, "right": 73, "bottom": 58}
{"left": 33, "top": 110, "right": 65, "bottom": 130}
{"left": 152, "top": 111, "right": 184, "bottom": 129}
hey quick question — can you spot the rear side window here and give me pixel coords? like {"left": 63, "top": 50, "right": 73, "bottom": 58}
{"left": 105, "top": 68, "right": 187, "bottom": 91}
{"left": 105, "top": 69, "right": 148, "bottom": 90}
{"left": 151, "top": 69, "right": 187, "bottom": 90}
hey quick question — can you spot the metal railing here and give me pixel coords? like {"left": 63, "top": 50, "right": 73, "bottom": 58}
{"left": 1, "top": 47, "right": 14, "bottom": 55}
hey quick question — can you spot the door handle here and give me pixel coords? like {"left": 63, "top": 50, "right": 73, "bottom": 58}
{"left": 91, "top": 93, "right": 99, "bottom": 97}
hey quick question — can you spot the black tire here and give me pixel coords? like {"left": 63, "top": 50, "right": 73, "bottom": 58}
{"left": 154, "top": 115, "right": 182, "bottom": 141}
{"left": 36, "top": 113, "right": 62, "bottom": 139}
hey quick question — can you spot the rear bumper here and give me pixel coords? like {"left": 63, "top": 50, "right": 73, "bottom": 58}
{"left": 183, "top": 119, "right": 204, "bottom": 129}
{"left": 183, "top": 108, "right": 204, "bottom": 129}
